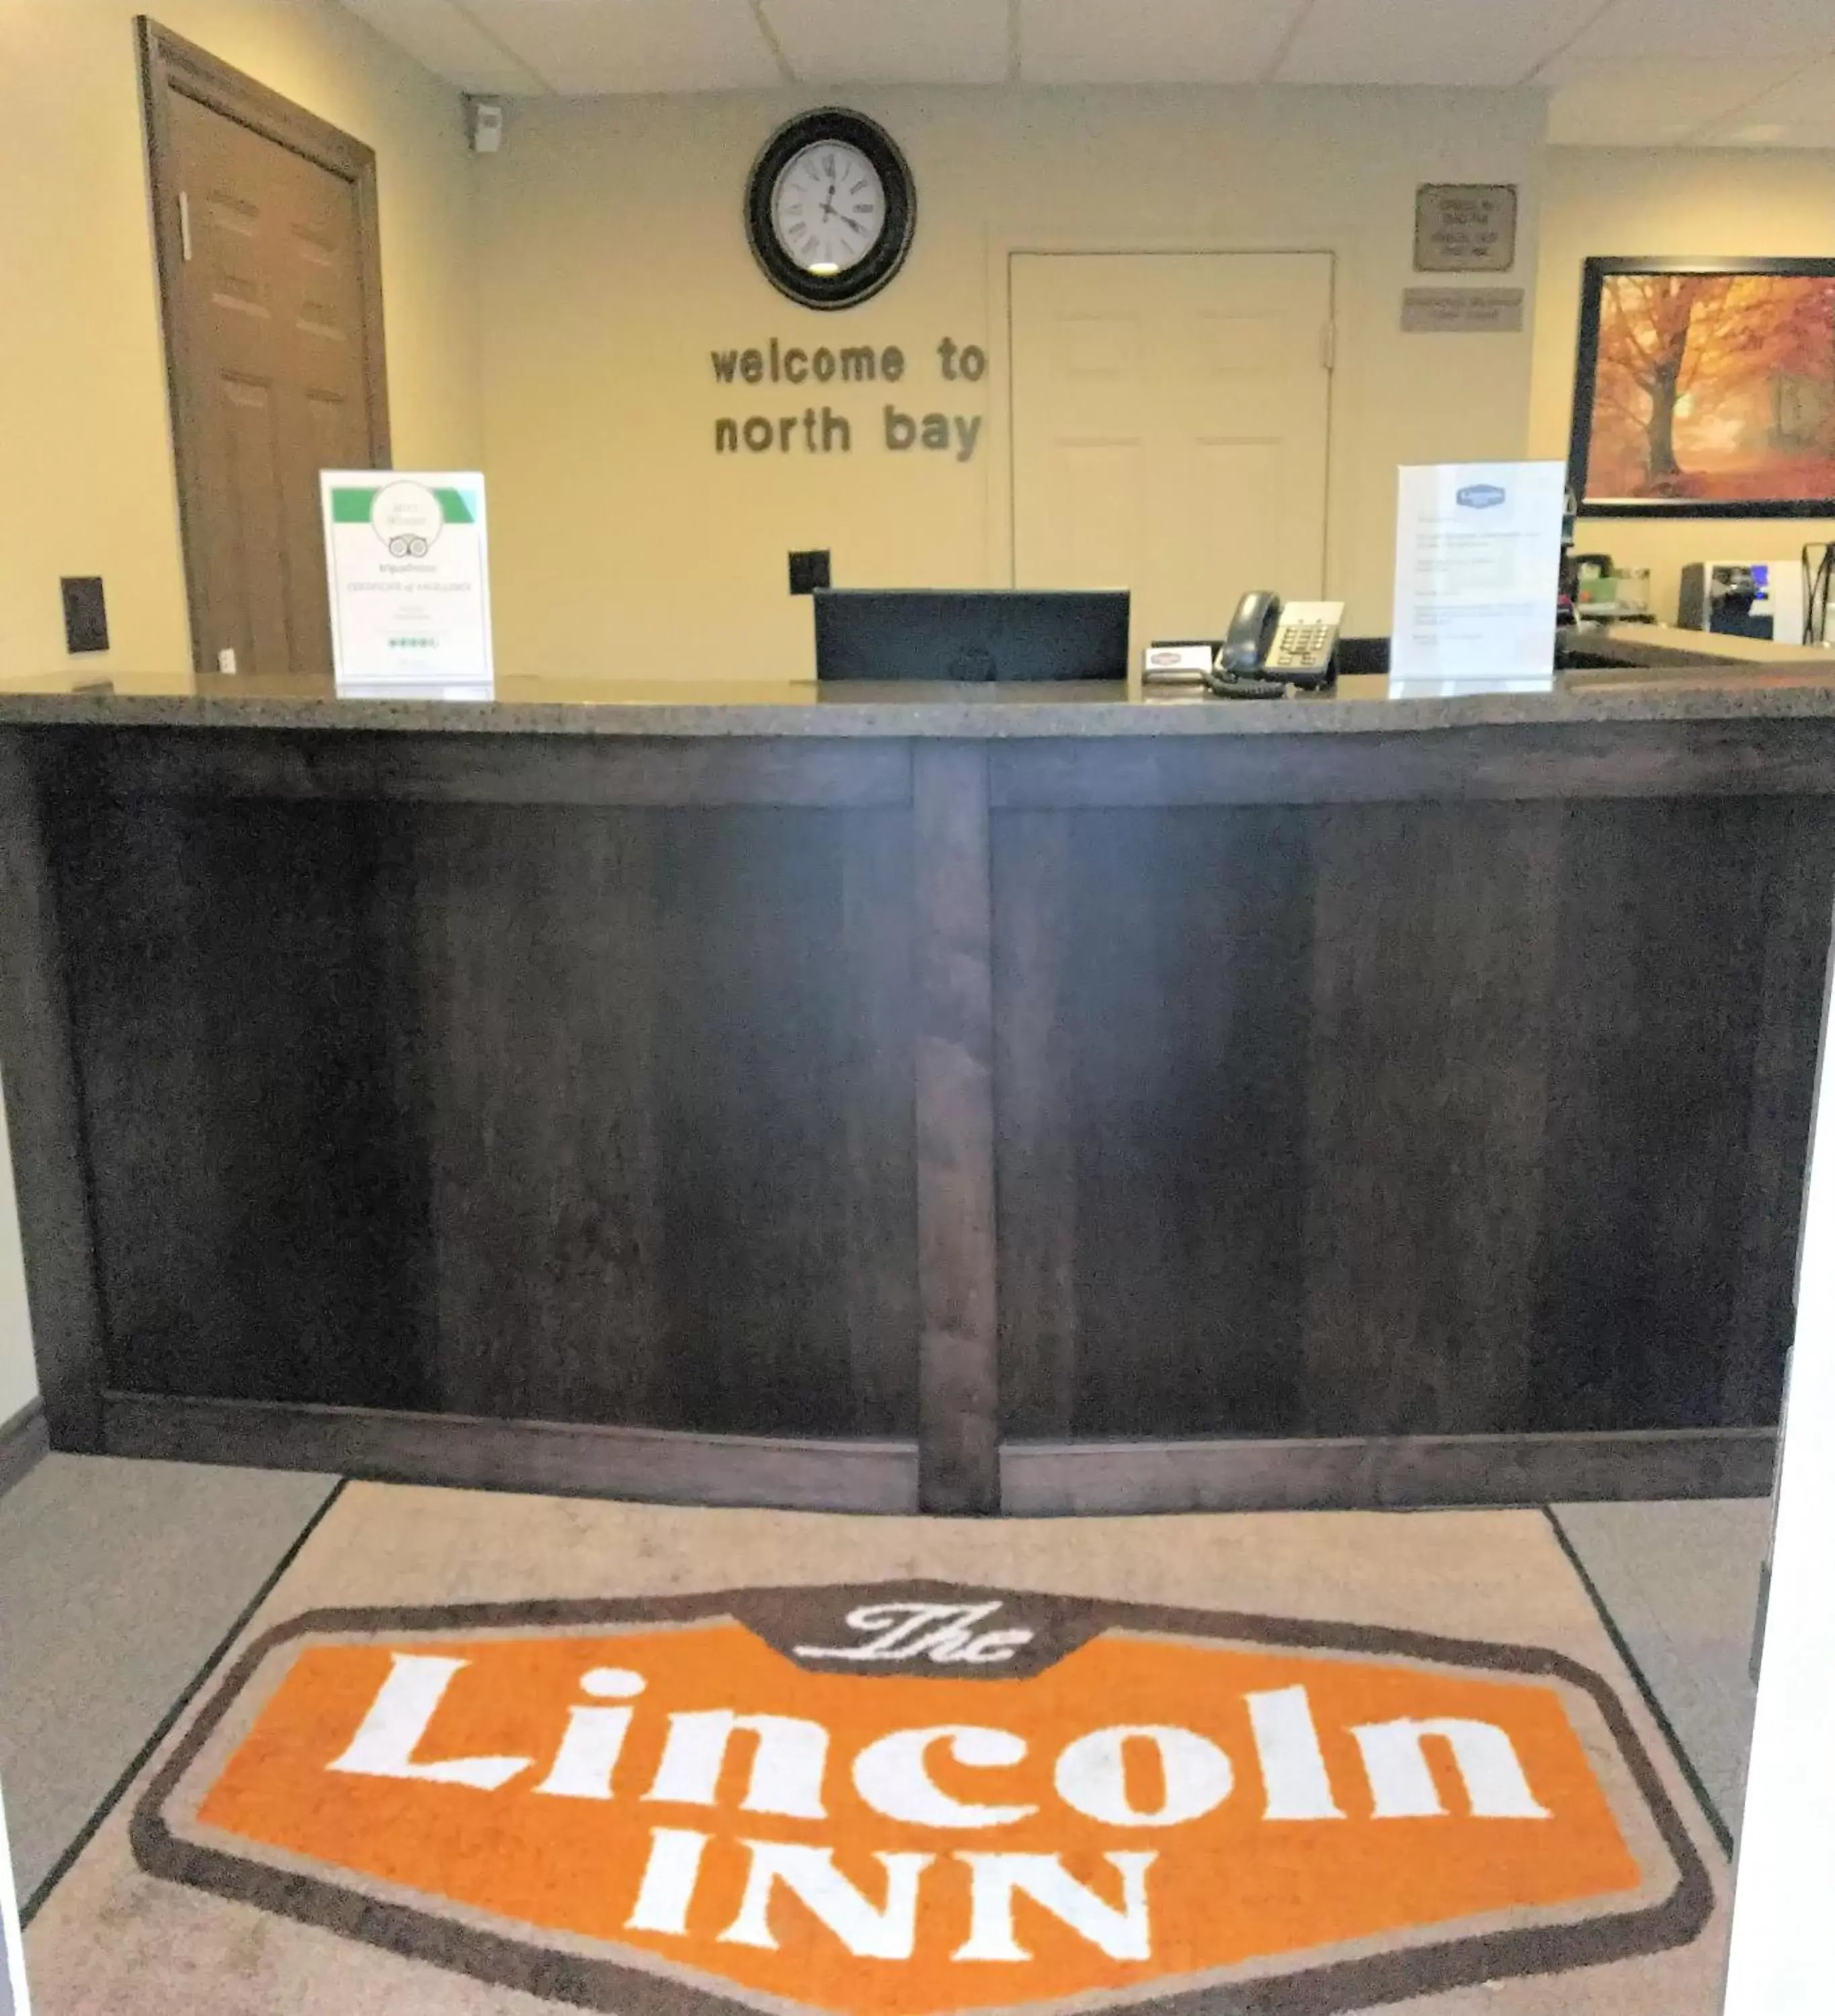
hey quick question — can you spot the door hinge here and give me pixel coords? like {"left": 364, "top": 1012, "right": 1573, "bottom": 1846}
{"left": 178, "top": 190, "right": 194, "bottom": 263}
{"left": 1320, "top": 321, "right": 1337, "bottom": 372}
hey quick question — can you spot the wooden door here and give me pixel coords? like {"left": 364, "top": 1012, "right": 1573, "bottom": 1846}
{"left": 141, "top": 22, "right": 390, "bottom": 682}
{"left": 1010, "top": 253, "right": 1334, "bottom": 654}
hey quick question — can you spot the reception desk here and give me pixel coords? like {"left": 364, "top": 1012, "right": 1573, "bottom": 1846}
{"left": 3, "top": 653, "right": 1832, "bottom": 1515}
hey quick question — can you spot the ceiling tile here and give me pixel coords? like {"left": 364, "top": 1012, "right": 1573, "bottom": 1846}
{"left": 463, "top": 0, "right": 783, "bottom": 95}
{"left": 763, "top": 0, "right": 1010, "bottom": 85}
{"left": 337, "top": 0, "right": 548, "bottom": 92}
{"left": 1731, "top": 49, "right": 1835, "bottom": 118}
{"left": 1695, "top": 50, "right": 1835, "bottom": 143}
{"left": 1018, "top": 0, "right": 1310, "bottom": 86}
{"left": 1694, "top": 46, "right": 1835, "bottom": 137}
{"left": 1536, "top": 0, "right": 1835, "bottom": 78}
{"left": 1705, "top": 118, "right": 1835, "bottom": 144}
{"left": 1279, "top": 0, "right": 1604, "bottom": 88}
{"left": 1545, "top": 58, "right": 1810, "bottom": 143}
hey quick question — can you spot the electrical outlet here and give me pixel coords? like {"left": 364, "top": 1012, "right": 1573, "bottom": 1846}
{"left": 61, "top": 577, "right": 109, "bottom": 654}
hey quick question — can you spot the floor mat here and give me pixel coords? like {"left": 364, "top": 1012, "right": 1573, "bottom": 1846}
{"left": 22, "top": 1486, "right": 1729, "bottom": 2015}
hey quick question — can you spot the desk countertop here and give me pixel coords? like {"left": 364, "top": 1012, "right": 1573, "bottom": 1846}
{"left": 5, "top": 621, "right": 1818, "bottom": 1516}
{"left": 3, "top": 626, "right": 1834, "bottom": 736}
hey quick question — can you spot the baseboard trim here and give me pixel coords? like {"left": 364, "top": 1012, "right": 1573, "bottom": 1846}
{"left": 96, "top": 1400, "right": 1776, "bottom": 1517}
{"left": 101, "top": 1392, "right": 922, "bottom": 1514}
{"left": 0, "top": 1397, "right": 48, "bottom": 1501}
{"left": 1000, "top": 1427, "right": 1779, "bottom": 1515}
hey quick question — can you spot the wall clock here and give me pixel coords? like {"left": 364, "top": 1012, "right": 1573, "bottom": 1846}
{"left": 745, "top": 109, "right": 915, "bottom": 311}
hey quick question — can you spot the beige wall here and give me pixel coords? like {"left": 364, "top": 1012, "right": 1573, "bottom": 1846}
{"left": 477, "top": 86, "right": 1546, "bottom": 675}
{"left": 0, "top": 0, "right": 482, "bottom": 677}
{"left": 5, "top": 17, "right": 1830, "bottom": 675}
{"left": 1531, "top": 146, "right": 1835, "bottom": 627}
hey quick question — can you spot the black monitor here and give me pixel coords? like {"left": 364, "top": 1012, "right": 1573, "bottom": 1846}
{"left": 813, "top": 588, "right": 1130, "bottom": 682}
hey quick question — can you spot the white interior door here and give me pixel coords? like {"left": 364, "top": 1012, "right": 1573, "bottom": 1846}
{"left": 1010, "top": 253, "right": 1334, "bottom": 653}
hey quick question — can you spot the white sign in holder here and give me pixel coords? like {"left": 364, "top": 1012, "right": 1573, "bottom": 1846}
{"left": 1721, "top": 894, "right": 1835, "bottom": 2014}
{"left": 321, "top": 472, "right": 495, "bottom": 700}
{"left": 1389, "top": 461, "right": 1566, "bottom": 696}
{"left": 0, "top": 1777, "right": 30, "bottom": 2015}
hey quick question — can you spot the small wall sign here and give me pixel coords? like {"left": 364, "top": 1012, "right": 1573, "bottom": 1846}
{"left": 1414, "top": 184, "right": 1518, "bottom": 273}
{"left": 1401, "top": 287, "right": 1526, "bottom": 335}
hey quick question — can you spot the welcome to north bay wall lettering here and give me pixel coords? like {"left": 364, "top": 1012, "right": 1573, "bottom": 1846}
{"left": 710, "top": 337, "right": 987, "bottom": 462}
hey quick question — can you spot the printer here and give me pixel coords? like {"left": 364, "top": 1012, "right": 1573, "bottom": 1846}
{"left": 1678, "top": 561, "right": 1805, "bottom": 644}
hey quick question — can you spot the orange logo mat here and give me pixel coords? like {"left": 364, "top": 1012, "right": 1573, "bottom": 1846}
{"left": 132, "top": 1584, "right": 1711, "bottom": 2014}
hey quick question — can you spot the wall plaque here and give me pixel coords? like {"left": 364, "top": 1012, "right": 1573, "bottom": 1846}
{"left": 1401, "top": 287, "right": 1526, "bottom": 335}
{"left": 1414, "top": 184, "right": 1518, "bottom": 272}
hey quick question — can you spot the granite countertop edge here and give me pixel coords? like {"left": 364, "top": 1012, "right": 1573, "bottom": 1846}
{"left": 5, "top": 682, "right": 1835, "bottom": 737}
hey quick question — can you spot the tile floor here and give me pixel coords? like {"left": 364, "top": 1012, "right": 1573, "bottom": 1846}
{"left": 0, "top": 1455, "right": 337, "bottom": 1907}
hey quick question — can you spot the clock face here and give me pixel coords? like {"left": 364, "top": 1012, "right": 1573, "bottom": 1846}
{"left": 772, "top": 142, "right": 886, "bottom": 278}
{"left": 745, "top": 110, "right": 915, "bottom": 310}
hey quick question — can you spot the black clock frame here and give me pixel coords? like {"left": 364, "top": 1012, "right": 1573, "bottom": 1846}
{"left": 745, "top": 109, "right": 916, "bottom": 312}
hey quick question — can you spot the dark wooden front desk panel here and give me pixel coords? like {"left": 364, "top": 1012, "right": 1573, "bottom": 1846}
{"left": 2, "top": 690, "right": 1829, "bottom": 1514}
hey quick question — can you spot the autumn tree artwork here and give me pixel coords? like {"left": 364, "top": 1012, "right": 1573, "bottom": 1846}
{"left": 1577, "top": 267, "right": 1835, "bottom": 509}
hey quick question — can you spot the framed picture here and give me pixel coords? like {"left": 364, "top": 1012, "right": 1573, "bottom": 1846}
{"left": 1569, "top": 255, "right": 1835, "bottom": 517}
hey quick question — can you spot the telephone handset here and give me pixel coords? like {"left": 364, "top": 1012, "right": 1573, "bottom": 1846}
{"left": 1207, "top": 593, "right": 1344, "bottom": 696}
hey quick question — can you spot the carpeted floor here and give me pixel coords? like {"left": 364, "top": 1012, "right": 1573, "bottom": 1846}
{"left": 15, "top": 1483, "right": 1734, "bottom": 2015}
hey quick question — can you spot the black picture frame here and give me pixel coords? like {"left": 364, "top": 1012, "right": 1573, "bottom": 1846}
{"left": 1569, "top": 254, "right": 1835, "bottom": 519}
{"left": 744, "top": 108, "right": 916, "bottom": 312}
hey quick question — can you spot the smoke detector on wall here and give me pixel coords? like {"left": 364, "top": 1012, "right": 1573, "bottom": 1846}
{"left": 467, "top": 97, "right": 504, "bottom": 155}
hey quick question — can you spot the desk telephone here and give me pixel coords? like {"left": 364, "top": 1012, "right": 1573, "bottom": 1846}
{"left": 1206, "top": 592, "right": 1344, "bottom": 698}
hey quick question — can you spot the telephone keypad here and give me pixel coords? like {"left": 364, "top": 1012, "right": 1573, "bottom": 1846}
{"left": 1272, "top": 623, "right": 1334, "bottom": 669}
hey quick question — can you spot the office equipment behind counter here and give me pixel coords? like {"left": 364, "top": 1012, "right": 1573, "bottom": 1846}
{"left": 814, "top": 588, "right": 1129, "bottom": 681}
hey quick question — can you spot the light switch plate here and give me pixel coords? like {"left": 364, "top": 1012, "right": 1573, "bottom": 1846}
{"left": 788, "top": 550, "right": 831, "bottom": 595}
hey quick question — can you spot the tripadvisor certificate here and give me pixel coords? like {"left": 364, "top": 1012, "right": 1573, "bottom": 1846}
{"left": 321, "top": 472, "right": 495, "bottom": 700}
